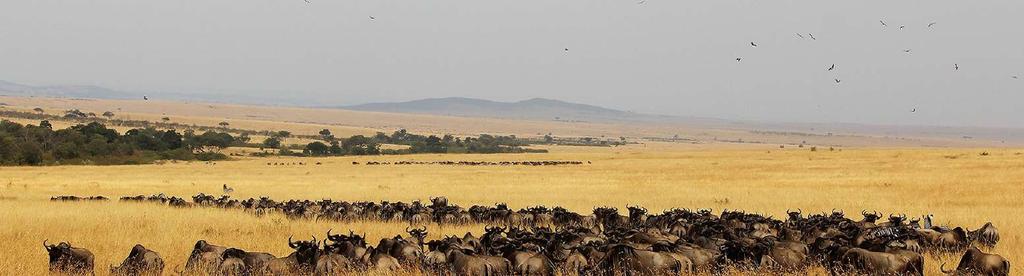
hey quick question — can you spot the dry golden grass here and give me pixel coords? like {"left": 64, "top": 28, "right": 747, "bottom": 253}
{"left": 0, "top": 143, "right": 1021, "bottom": 275}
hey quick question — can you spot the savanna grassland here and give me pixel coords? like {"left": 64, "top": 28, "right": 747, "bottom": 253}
{"left": 1, "top": 143, "right": 1021, "bottom": 275}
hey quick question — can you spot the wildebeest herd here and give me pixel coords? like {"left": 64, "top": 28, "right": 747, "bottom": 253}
{"left": 47, "top": 195, "right": 1009, "bottom": 275}
{"left": 364, "top": 160, "right": 588, "bottom": 166}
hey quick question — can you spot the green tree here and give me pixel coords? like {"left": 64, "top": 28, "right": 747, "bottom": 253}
{"left": 319, "top": 129, "right": 334, "bottom": 141}
{"left": 341, "top": 135, "right": 379, "bottom": 155}
{"left": 263, "top": 137, "right": 281, "bottom": 149}
{"left": 303, "top": 141, "right": 330, "bottom": 156}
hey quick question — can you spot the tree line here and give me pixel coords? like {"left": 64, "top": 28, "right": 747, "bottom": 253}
{"left": 292, "top": 129, "right": 547, "bottom": 157}
{"left": 0, "top": 120, "right": 236, "bottom": 165}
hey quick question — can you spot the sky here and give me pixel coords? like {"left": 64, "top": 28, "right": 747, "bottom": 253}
{"left": 1, "top": 0, "right": 1022, "bottom": 128}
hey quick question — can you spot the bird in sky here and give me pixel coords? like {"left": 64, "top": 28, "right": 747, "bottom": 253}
{"left": 143, "top": 96, "right": 148, "bottom": 101}
{"left": 899, "top": 25, "right": 905, "bottom": 30}
{"left": 796, "top": 33, "right": 804, "bottom": 39}
{"left": 834, "top": 78, "right": 841, "bottom": 84}
{"left": 736, "top": 57, "right": 742, "bottom": 62}
{"left": 911, "top": 108, "right": 917, "bottom": 113}
{"left": 880, "top": 20, "right": 887, "bottom": 27}
{"left": 808, "top": 33, "right": 816, "bottom": 40}
{"left": 750, "top": 42, "right": 758, "bottom": 47}
{"left": 564, "top": 48, "right": 569, "bottom": 52}
{"left": 904, "top": 49, "right": 912, "bottom": 54}
{"left": 827, "top": 64, "right": 836, "bottom": 71}
{"left": 303, "top": 0, "right": 310, "bottom": 3}
{"left": 369, "top": 16, "right": 375, "bottom": 20}
{"left": 954, "top": 64, "right": 959, "bottom": 70}
{"left": 928, "top": 22, "right": 937, "bottom": 28}
{"left": 1013, "top": 75, "right": 1020, "bottom": 79}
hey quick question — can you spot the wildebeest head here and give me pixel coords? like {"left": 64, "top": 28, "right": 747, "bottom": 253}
{"left": 861, "top": 210, "right": 881, "bottom": 223}
{"left": 627, "top": 206, "right": 647, "bottom": 217}
{"left": 888, "top": 214, "right": 907, "bottom": 226}
{"left": 829, "top": 209, "right": 845, "bottom": 219}
{"left": 786, "top": 209, "right": 803, "bottom": 221}
{"left": 406, "top": 226, "right": 428, "bottom": 245}
{"left": 44, "top": 240, "right": 72, "bottom": 264}
{"left": 288, "top": 235, "right": 320, "bottom": 266}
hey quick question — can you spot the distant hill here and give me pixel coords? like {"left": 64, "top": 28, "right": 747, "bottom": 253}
{"left": 0, "top": 80, "right": 137, "bottom": 99}
{"left": 340, "top": 97, "right": 681, "bottom": 123}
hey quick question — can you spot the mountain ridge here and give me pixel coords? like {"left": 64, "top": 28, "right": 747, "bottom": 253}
{"left": 339, "top": 96, "right": 659, "bottom": 123}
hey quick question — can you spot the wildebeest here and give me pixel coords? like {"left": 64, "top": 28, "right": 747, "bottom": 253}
{"left": 110, "top": 244, "right": 164, "bottom": 276}
{"left": 219, "top": 248, "right": 275, "bottom": 275}
{"left": 941, "top": 247, "right": 1010, "bottom": 276}
{"left": 44, "top": 240, "right": 94, "bottom": 275}
{"left": 969, "top": 222, "right": 1000, "bottom": 248}
{"left": 185, "top": 240, "right": 227, "bottom": 274}
{"left": 598, "top": 244, "right": 685, "bottom": 275}
{"left": 840, "top": 241, "right": 923, "bottom": 276}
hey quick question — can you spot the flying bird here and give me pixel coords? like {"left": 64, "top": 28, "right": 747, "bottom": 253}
{"left": 796, "top": 33, "right": 804, "bottom": 39}
{"left": 303, "top": 0, "right": 310, "bottom": 3}
{"left": 903, "top": 49, "right": 912, "bottom": 54}
{"left": 808, "top": 33, "right": 816, "bottom": 40}
{"left": 834, "top": 78, "right": 841, "bottom": 84}
{"left": 911, "top": 108, "right": 916, "bottom": 113}
{"left": 827, "top": 64, "right": 836, "bottom": 71}
{"left": 369, "top": 16, "right": 375, "bottom": 20}
{"left": 928, "top": 22, "right": 937, "bottom": 28}
{"left": 880, "top": 20, "right": 887, "bottom": 27}
{"left": 143, "top": 96, "right": 148, "bottom": 101}
{"left": 223, "top": 184, "right": 234, "bottom": 195}
{"left": 899, "top": 25, "right": 905, "bottom": 30}
{"left": 750, "top": 42, "right": 758, "bottom": 47}
{"left": 954, "top": 64, "right": 959, "bottom": 70}
{"left": 564, "top": 48, "right": 569, "bottom": 52}
{"left": 1013, "top": 75, "right": 1020, "bottom": 79}
{"left": 736, "top": 57, "right": 742, "bottom": 62}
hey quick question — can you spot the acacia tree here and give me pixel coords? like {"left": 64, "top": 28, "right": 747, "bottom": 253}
{"left": 102, "top": 111, "right": 115, "bottom": 119}
{"left": 33, "top": 107, "right": 44, "bottom": 114}
{"left": 218, "top": 121, "right": 230, "bottom": 129}
{"left": 318, "top": 129, "right": 333, "bottom": 141}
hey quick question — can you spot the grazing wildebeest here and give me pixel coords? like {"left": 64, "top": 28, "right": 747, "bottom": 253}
{"left": 44, "top": 240, "right": 94, "bottom": 275}
{"left": 364, "top": 246, "right": 402, "bottom": 271}
{"left": 110, "top": 244, "right": 164, "bottom": 276}
{"left": 840, "top": 241, "right": 923, "bottom": 276}
{"left": 941, "top": 246, "right": 1010, "bottom": 276}
{"left": 969, "top": 222, "right": 1000, "bottom": 248}
{"left": 219, "top": 248, "right": 275, "bottom": 275}
{"left": 598, "top": 244, "right": 683, "bottom": 275}
{"left": 448, "top": 248, "right": 508, "bottom": 276}
{"left": 185, "top": 240, "right": 227, "bottom": 274}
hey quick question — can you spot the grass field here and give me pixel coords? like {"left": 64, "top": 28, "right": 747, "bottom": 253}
{"left": 0, "top": 143, "right": 1020, "bottom": 275}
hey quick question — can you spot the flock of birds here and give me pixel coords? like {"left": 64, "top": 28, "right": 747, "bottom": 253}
{"left": 731, "top": 18, "right": 1020, "bottom": 114}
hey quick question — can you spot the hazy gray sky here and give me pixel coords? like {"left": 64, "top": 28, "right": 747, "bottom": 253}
{"left": 2, "top": 0, "right": 1022, "bottom": 127}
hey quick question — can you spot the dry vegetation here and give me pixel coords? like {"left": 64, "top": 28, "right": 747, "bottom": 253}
{"left": 1, "top": 143, "right": 1021, "bottom": 275}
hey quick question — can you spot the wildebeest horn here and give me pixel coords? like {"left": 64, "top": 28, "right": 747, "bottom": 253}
{"left": 406, "top": 226, "right": 411, "bottom": 232}
{"left": 327, "top": 229, "right": 334, "bottom": 237}
{"left": 43, "top": 239, "right": 52, "bottom": 249}
{"left": 862, "top": 209, "right": 868, "bottom": 215}
{"left": 787, "top": 209, "right": 791, "bottom": 213}
{"left": 940, "top": 263, "right": 953, "bottom": 274}
{"left": 797, "top": 208, "right": 802, "bottom": 213}
{"left": 288, "top": 235, "right": 297, "bottom": 248}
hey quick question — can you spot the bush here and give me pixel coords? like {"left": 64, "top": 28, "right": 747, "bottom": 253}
{"left": 195, "top": 152, "right": 228, "bottom": 161}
